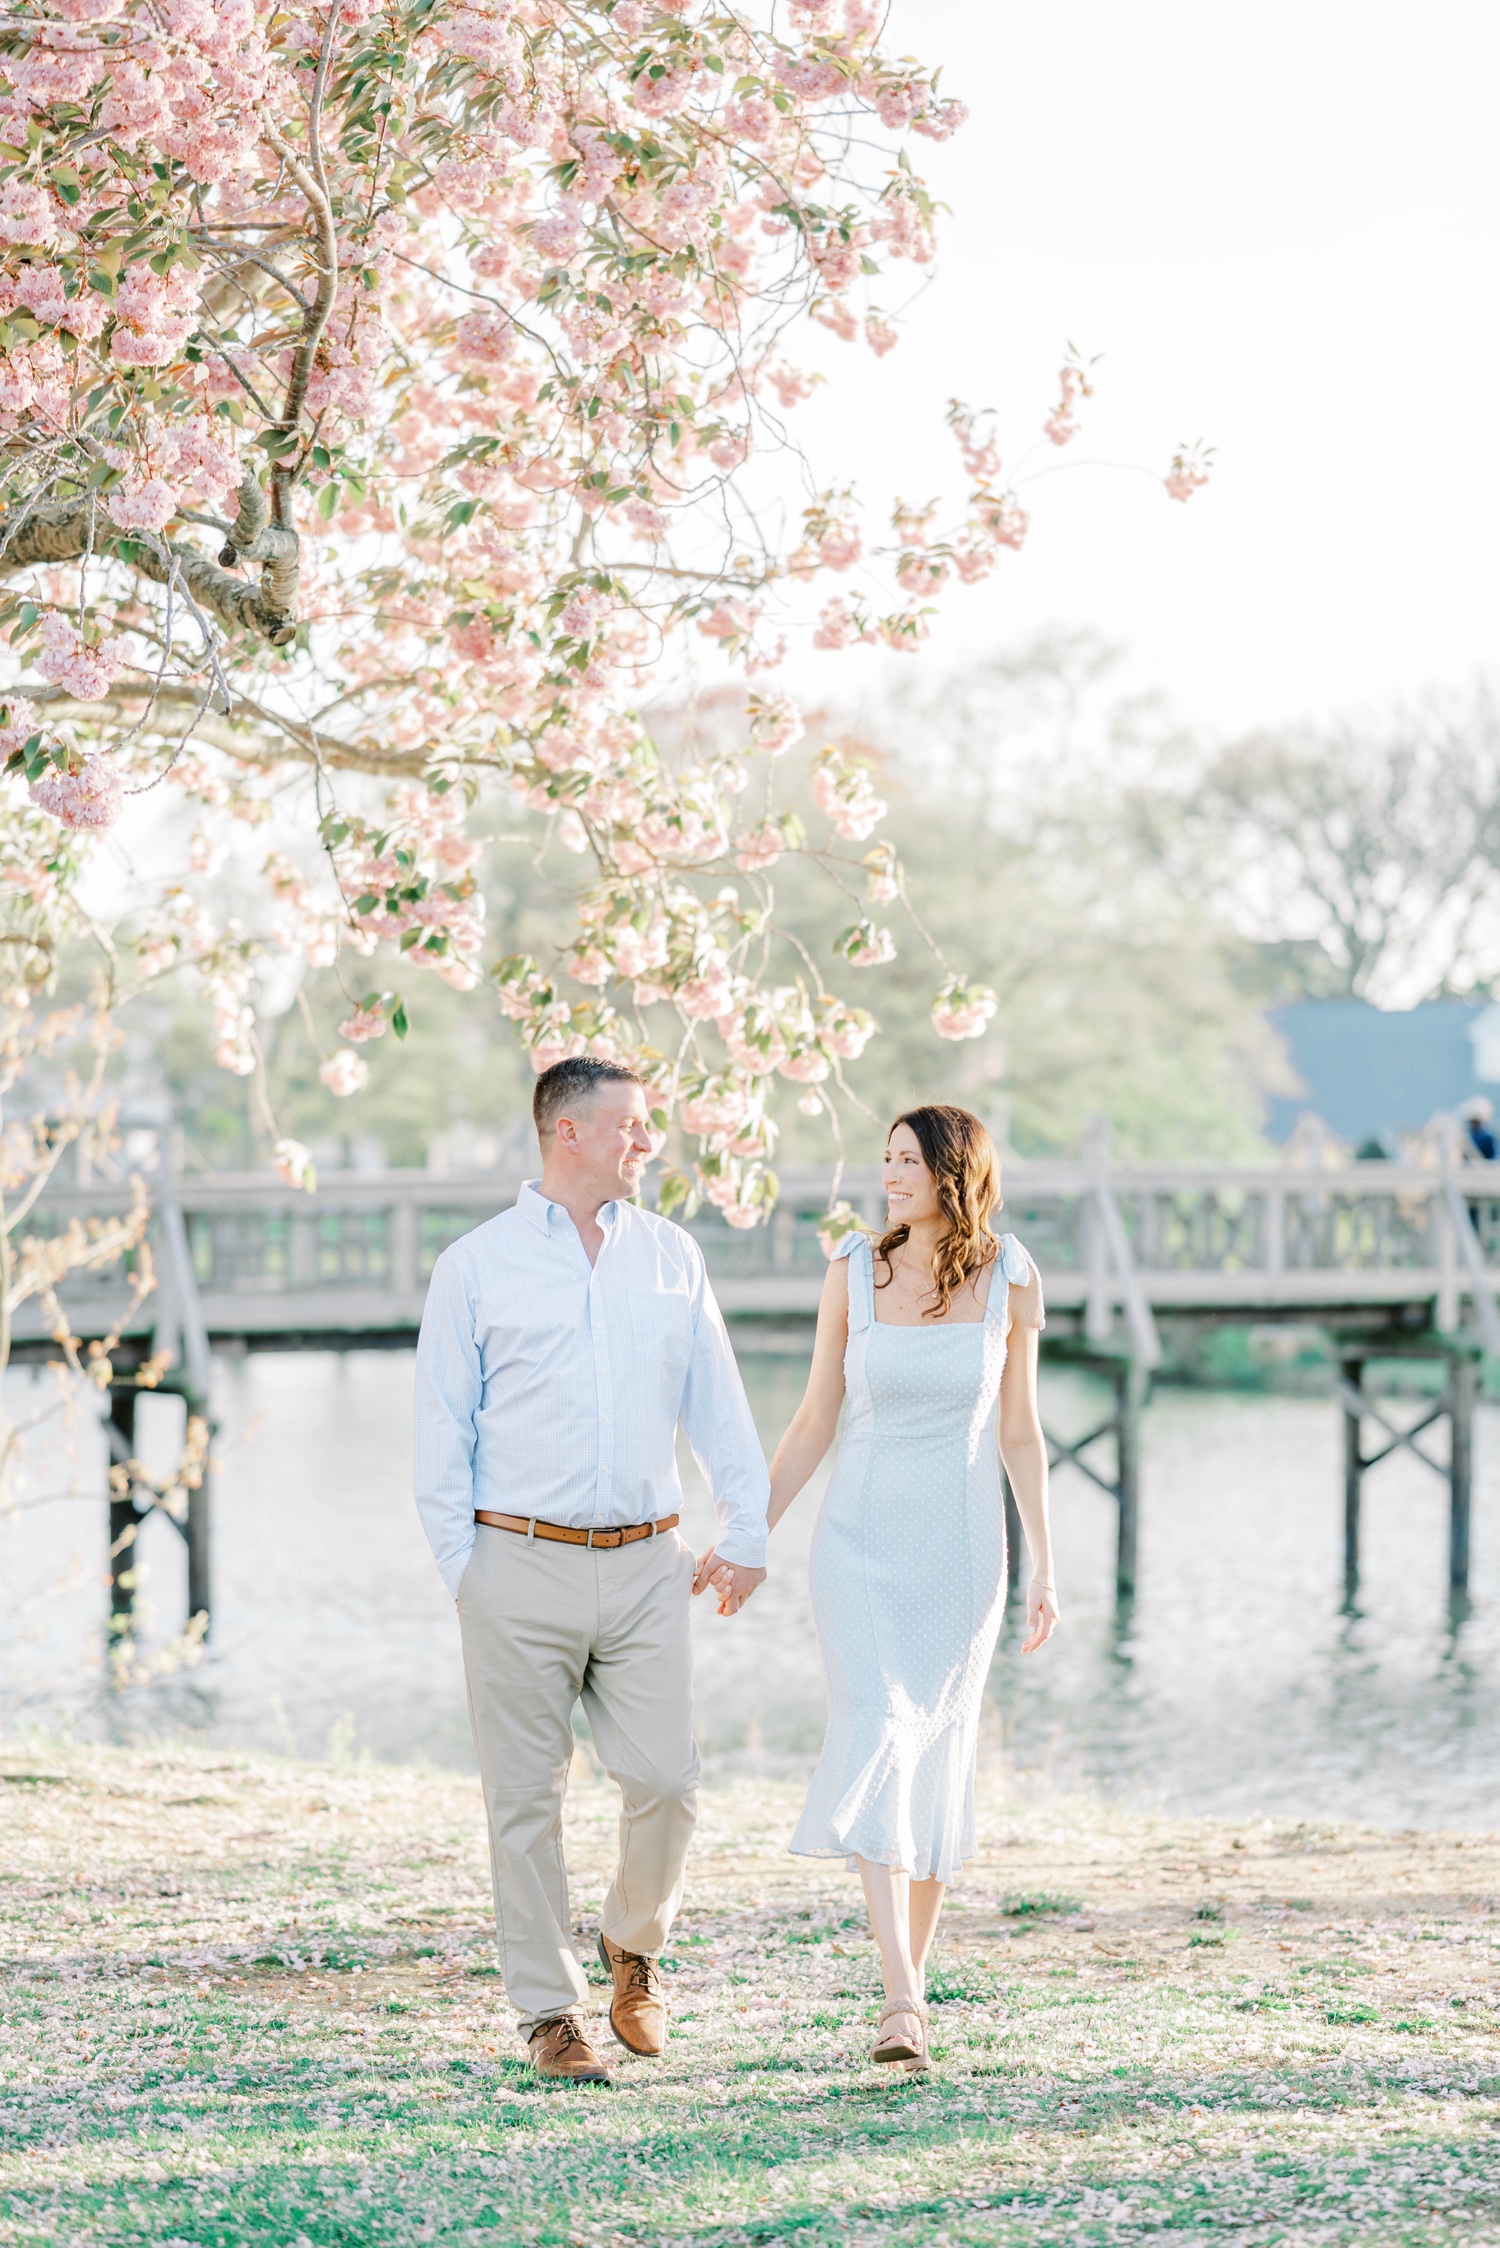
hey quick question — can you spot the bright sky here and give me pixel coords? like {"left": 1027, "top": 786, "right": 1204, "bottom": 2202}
{"left": 779, "top": 0, "right": 1500, "bottom": 736}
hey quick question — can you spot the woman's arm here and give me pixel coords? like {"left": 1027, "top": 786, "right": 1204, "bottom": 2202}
{"left": 693, "top": 1254, "right": 849, "bottom": 1604}
{"left": 997, "top": 1273, "right": 1059, "bottom": 1653}
{"left": 767, "top": 1253, "right": 850, "bottom": 1531}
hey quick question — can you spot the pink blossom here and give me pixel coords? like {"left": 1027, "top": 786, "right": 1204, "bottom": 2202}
{"left": 433, "top": 954, "right": 482, "bottom": 991}
{"left": 453, "top": 310, "right": 516, "bottom": 368}
{"left": 611, "top": 923, "right": 667, "bottom": 979}
{"left": 36, "top": 612, "right": 124, "bottom": 701}
{"left": 734, "top": 822, "right": 783, "bottom": 874}
{"left": 747, "top": 695, "right": 803, "bottom": 757}
{"left": 765, "top": 363, "right": 817, "bottom": 409}
{"left": 912, "top": 98, "right": 967, "bottom": 141}
{"left": 0, "top": 183, "right": 62, "bottom": 247}
{"left": 319, "top": 1049, "right": 370, "bottom": 1097}
{"left": 874, "top": 79, "right": 920, "bottom": 130}
{"left": 973, "top": 493, "right": 1029, "bottom": 552}
{"left": 626, "top": 499, "right": 669, "bottom": 541}
{"left": 0, "top": 696, "right": 39, "bottom": 761}
{"left": 1165, "top": 445, "right": 1212, "bottom": 501}
{"left": 778, "top": 1048, "right": 830, "bottom": 1084}
{"left": 931, "top": 979, "right": 997, "bottom": 1040}
{"left": 29, "top": 755, "right": 124, "bottom": 832}
{"left": 681, "top": 1081, "right": 750, "bottom": 1137}
{"left": 837, "top": 920, "right": 896, "bottom": 967}
{"left": 679, "top": 966, "right": 734, "bottom": 1020}
{"left": 110, "top": 478, "right": 178, "bottom": 533}
{"left": 338, "top": 1004, "right": 389, "bottom": 1042}
{"left": 863, "top": 844, "right": 899, "bottom": 903}
{"left": 864, "top": 313, "right": 899, "bottom": 356}
{"left": 820, "top": 1006, "right": 875, "bottom": 1059}
{"left": 818, "top": 523, "right": 862, "bottom": 571}
{"left": 813, "top": 751, "right": 886, "bottom": 839}
{"left": 812, "top": 599, "right": 865, "bottom": 652}
{"left": 721, "top": 1203, "right": 761, "bottom": 1230}
{"left": 111, "top": 264, "right": 200, "bottom": 367}
{"left": 272, "top": 1138, "right": 317, "bottom": 1191}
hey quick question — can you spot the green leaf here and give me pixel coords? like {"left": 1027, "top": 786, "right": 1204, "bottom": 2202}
{"left": 656, "top": 1168, "right": 692, "bottom": 1221}
{"left": 316, "top": 483, "right": 339, "bottom": 520}
{"left": 391, "top": 999, "right": 409, "bottom": 1040}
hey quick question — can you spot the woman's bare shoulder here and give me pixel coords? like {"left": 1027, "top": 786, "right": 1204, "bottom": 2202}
{"left": 1005, "top": 1262, "right": 1044, "bottom": 1330}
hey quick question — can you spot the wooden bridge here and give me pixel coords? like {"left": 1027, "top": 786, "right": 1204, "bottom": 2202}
{"left": 22, "top": 1131, "right": 1500, "bottom": 1636}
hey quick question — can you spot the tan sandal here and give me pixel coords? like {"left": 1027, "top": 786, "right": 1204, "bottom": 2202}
{"left": 871, "top": 1997, "right": 928, "bottom": 2070}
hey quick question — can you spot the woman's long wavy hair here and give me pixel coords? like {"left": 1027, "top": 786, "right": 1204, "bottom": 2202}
{"left": 874, "top": 1104, "right": 1002, "bottom": 1319}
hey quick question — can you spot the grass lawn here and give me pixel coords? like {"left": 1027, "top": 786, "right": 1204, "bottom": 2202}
{"left": 2, "top": 1742, "right": 1499, "bottom": 2245}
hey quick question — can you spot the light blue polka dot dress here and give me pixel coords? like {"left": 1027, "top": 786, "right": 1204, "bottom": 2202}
{"left": 790, "top": 1228, "right": 1043, "bottom": 1884}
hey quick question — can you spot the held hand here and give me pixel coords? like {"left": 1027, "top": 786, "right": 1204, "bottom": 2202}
{"left": 692, "top": 1545, "right": 767, "bottom": 1616}
{"left": 1021, "top": 1574, "right": 1060, "bottom": 1654}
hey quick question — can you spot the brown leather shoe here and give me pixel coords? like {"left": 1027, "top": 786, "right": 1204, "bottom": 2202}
{"left": 526, "top": 2014, "right": 612, "bottom": 2083}
{"left": 597, "top": 1932, "right": 667, "bottom": 2056}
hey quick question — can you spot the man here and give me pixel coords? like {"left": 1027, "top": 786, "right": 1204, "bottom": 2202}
{"left": 414, "top": 1057, "right": 768, "bottom": 2084}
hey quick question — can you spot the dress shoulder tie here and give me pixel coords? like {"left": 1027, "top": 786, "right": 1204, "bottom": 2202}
{"left": 992, "top": 1231, "right": 1045, "bottom": 1328}
{"left": 830, "top": 1228, "right": 875, "bottom": 1331}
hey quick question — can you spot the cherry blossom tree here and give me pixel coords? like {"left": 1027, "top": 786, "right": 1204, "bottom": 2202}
{"left": 0, "top": 0, "right": 1207, "bottom": 1234}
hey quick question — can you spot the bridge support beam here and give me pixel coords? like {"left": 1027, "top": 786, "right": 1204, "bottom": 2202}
{"left": 1042, "top": 1353, "right": 1147, "bottom": 1604}
{"left": 1116, "top": 1365, "right": 1144, "bottom": 1600}
{"left": 1334, "top": 1342, "right": 1479, "bottom": 1603}
{"left": 1341, "top": 1359, "right": 1364, "bottom": 1600}
{"left": 106, "top": 1382, "right": 139, "bottom": 1646}
{"left": 105, "top": 1370, "right": 215, "bottom": 1665}
{"left": 184, "top": 1391, "right": 213, "bottom": 1637}
{"left": 1448, "top": 1351, "right": 1474, "bottom": 1595}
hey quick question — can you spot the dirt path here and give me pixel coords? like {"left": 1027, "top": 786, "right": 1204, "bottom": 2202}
{"left": 1, "top": 1743, "right": 1498, "bottom": 2244}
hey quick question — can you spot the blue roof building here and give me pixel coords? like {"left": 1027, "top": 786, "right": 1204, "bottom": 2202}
{"left": 1267, "top": 999, "right": 1500, "bottom": 1149}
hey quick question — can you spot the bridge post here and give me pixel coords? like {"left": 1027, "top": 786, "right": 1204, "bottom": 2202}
{"left": 1341, "top": 1358, "right": 1364, "bottom": 1598}
{"left": 1448, "top": 1350, "right": 1475, "bottom": 1594}
{"left": 184, "top": 1393, "right": 213, "bottom": 1635}
{"left": 106, "top": 1381, "right": 139, "bottom": 1645}
{"left": 1116, "top": 1363, "right": 1142, "bottom": 1599}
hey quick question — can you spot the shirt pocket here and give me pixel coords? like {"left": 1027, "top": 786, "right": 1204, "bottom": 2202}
{"left": 626, "top": 1282, "right": 694, "bottom": 1390}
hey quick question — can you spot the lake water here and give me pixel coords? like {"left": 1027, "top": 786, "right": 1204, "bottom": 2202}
{"left": 5, "top": 1345, "right": 1498, "bottom": 1828}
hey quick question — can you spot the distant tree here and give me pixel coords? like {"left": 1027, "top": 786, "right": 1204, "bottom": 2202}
{"left": 1157, "top": 688, "right": 1500, "bottom": 1005}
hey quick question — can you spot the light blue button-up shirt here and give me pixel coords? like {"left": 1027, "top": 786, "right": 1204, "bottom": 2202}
{"left": 414, "top": 1180, "right": 770, "bottom": 1596}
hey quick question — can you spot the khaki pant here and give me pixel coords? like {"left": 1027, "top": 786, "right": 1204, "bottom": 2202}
{"left": 456, "top": 1520, "right": 699, "bottom": 2033}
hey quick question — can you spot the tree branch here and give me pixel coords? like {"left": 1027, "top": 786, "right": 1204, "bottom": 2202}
{"left": 0, "top": 476, "right": 299, "bottom": 648}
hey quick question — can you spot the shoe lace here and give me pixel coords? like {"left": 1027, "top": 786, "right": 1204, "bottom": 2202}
{"left": 622, "top": 1951, "right": 660, "bottom": 1995}
{"left": 539, "top": 2014, "right": 587, "bottom": 2051}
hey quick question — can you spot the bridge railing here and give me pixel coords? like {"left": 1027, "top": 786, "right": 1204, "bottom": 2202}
{"left": 14, "top": 1153, "right": 1500, "bottom": 1349}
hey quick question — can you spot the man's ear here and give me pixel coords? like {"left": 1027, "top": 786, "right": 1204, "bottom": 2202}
{"left": 555, "top": 1113, "right": 580, "bottom": 1152}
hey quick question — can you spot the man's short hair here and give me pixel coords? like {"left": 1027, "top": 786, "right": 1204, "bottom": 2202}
{"left": 532, "top": 1055, "right": 645, "bottom": 1141}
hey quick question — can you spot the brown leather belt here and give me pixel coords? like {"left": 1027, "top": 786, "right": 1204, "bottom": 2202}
{"left": 474, "top": 1509, "right": 679, "bottom": 1550}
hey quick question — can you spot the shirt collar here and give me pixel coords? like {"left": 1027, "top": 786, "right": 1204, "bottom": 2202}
{"left": 518, "top": 1179, "right": 622, "bottom": 1237}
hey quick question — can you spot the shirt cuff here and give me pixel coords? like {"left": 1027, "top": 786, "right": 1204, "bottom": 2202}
{"left": 437, "top": 1533, "right": 475, "bottom": 1600}
{"left": 710, "top": 1528, "right": 767, "bottom": 1571}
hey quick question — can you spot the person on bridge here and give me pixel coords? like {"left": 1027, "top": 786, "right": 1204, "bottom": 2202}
{"left": 702, "top": 1105, "right": 1059, "bottom": 2075}
{"left": 414, "top": 1056, "right": 768, "bottom": 2084}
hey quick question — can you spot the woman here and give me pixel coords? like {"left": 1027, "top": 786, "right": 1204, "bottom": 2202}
{"left": 760, "top": 1105, "right": 1058, "bottom": 2072}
